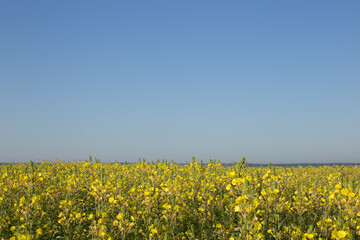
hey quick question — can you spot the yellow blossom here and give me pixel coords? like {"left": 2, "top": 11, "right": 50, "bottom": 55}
{"left": 254, "top": 222, "right": 262, "bottom": 230}
{"left": 304, "top": 233, "right": 314, "bottom": 239}
{"left": 163, "top": 203, "right": 171, "bottom": 210}
{"left": 228, "top": 171, "right": 236, "bottom": 178}
{"left": 116, "top": 213, "right": 123, "bottom": 221}
{"left": 331, "top": 230, "right": 347, "bottom": 239}
{"left": 36, "top": 228, "right": 43, "bottom": 236}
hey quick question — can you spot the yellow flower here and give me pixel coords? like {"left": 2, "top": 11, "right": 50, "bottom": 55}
{"left": 325, "top": 218, "right": 333, "bottom": 223}
{"left": 253, "top": 198, "right": 260, "bottom": 208}
{"left": 235, "top": 196, "right": 248, "bottom": 204}
{"left": 340, "top": 188, "right": 349, "bottom": 196}
{"left": 231, "top": 177, "right": 245, "bottom": 186}
{"left": 331, "top": 230, "right": 347, "bottom": 239}
{"left": 273, "top": 188, "right": 280, "bottom": 194}
{"left": 108, "top": 197, "right": 115, "bottom": 203}
{"left": 163, "top": 203, "right": 171, "bottom": 210}
{"left": 231, "top": 179, "right": 237, "bottom": 186}
{"left": 116, "top": 213, "right": 123, "bottom": 221}
{"left": 348, "top": 192, "right": 355, "bottom": 198}
{"left": 254, "top": 222, "right": 262, "bottom": 230}
{"left": 32, "top": 195, "right": 40, "bottom": 204}
{"left": 268, "top": 196, "right": 274, "bottom": 202}
{"left": 36, "top": 228, "right": 43, "bottom": 236}
{"left": 228, "top": 171, "right": 236, "bottom": 178}
{"left": 336, "top": 231, "right": 347, "bottom": 238}
{"left": 88, "top": 214, "right": 94, "bottom": 220}
{"left": 236, "top": 177, "right": 245, "bottom": 184}
{"left": 304, "top": 233, "right": 314, "bottom": 239}
{"left": 17, "top": 235, "right": 31, "bottom": 240}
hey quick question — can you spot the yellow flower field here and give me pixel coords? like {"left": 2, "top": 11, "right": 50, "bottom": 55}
{"left": 0, "top": 158, "right": 359, "bottom": 239}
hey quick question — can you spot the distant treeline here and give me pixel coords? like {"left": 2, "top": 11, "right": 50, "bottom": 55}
{"left": 0, "top": 161, "right": 359, "bottom": 167}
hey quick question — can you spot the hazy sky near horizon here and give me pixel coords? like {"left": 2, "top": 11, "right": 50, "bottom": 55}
{"left": 1, "top": 1, "right": 359, "bottom": 164}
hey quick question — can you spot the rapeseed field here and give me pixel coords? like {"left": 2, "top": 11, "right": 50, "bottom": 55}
{"left": 0, "top": 158, "right": 359, "bottom": 239}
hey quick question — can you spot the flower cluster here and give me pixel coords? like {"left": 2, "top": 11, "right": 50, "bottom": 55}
{"left": 0, "top": 159, "right": 359, "bottom": 239}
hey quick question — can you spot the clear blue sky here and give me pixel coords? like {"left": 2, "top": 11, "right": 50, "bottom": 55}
{"left": 1, "top": 1, "right": 359, "bottom": 164}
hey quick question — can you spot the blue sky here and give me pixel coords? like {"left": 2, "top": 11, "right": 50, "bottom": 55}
{"left": 1, "top": 1, "right": 359, "bottom": 164}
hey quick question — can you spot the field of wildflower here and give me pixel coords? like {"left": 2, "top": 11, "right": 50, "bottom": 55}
{"left": 0, "top": 157, "right": 360, "bottom": 240}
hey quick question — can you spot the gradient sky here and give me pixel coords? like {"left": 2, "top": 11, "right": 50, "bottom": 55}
{"left": 1, "top": 1, "right": 359, "bottom": 164}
